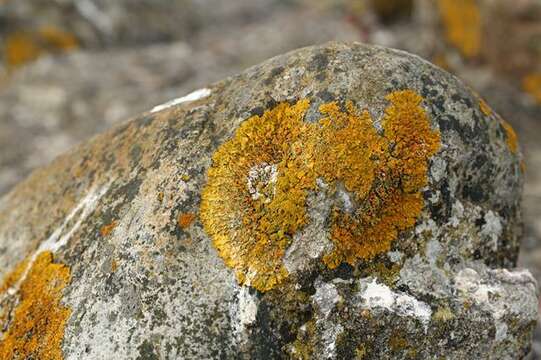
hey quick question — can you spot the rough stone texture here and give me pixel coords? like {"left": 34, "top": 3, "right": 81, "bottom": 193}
{"left": 0, "top": 42, "right": 537, "bottom": 359}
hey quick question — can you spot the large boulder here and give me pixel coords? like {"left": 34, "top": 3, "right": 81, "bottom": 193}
{"left": 0, "top": 42, "right": 536, "bottom": 359}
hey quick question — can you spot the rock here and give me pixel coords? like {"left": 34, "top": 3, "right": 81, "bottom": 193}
{"left": 0, "top": 0, "right": 281, "bottom": 68}
{"left": 0, "top": 7, "right": 360, "bottom": 197}
{"left": 0, "top": 42, "right": 536, "bottom": 359}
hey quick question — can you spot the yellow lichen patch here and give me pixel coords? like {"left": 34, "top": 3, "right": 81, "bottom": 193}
{"left": 433, "top": 306, "right": 455, "bottom": 322}
{"left": 178, "top": 212, "right": 197, "bottom": 229}
{"left": 478, "top": 98, "right": 492, "bottom": 116}
{"left": 522, "top": 73, "right": 541, "bottom": 104}
{"left": 355, "top": 344, "right": 367, "bottom": 359}
{"left": 290, "top": 319, "right": 316, "bottom": 359}
{"left": 201, "top": 100, "right": 312, "bottom": 291}
{"left": 322, "top": 91, "right": 440, "bottom": 268}
{"left": 0, "top": 257, "right": 29, "bottom": 330}
{"left": 4, "top": 26, "right": 78, "bottom": 68}
{"left": 200, "top": 91, "right": 440, "bottom": 291}
{"left": 501, "top": 120, "right": 518, "bottom": 154}
{"left": 431, "top": 53, "right": 450, "bottom": 71}
{"left": 111, "top": 259, "right": 118, "bottom": 272}
{"left": 0, "top": 251, "right": 71, "bottom": 360}
{"left": 100, "top": 220, "right": 117, "bottom": 237}
{"left": 388, "top": 332, "right": 408, "bottom": 351}
{"left": 37, "top": 26, "right": 78, "bottom": 51}
{"left": 0, "top": 257, "right": 29, "bottom": 294}
{"left": 438, "top": 0, "right": 481, "bottom": 58}
{"left": 4, "top": 32, "right": 42, "bottom": 67}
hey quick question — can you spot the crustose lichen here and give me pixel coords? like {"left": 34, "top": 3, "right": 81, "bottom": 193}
{"left": 200, "top": 90, "right": 441, "bottom": 291}
{"left": 0, "top": 251, "right": 71, "bottom": 360}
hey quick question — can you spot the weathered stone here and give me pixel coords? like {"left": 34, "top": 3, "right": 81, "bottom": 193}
{"left": 0, "top": 42, "right": 536, "bottom": 359}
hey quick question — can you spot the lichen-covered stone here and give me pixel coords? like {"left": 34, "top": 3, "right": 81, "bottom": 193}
{"left": 0, "top": 42, "right": 536, "bottom": 359}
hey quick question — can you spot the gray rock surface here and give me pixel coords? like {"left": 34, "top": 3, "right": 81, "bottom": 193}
{"left": 0, "top": 42, "right": 536, "bottom": 359}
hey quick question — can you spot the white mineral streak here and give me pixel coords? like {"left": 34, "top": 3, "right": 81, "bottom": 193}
{"left": 39, "top": 182, "right": 112, "bottom": 253}
{"left": 2, "top": 181, "right": 111, "bottom": 298}
{"left": 358, "top": 278, "right": 432, "bottom": 332}
{"left": 150, "top": 88, "right": 211, "bottom": 113}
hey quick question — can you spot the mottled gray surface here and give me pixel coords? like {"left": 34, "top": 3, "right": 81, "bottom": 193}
{"left": 0, "top": 42, "right": 536, "bottom": 359}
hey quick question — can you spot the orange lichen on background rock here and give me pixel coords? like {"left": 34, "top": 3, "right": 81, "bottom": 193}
{"left": 522, "top": 73, "right": 541, "bottom": 104}
{"left": 200, "top": 90, "right": 440, "bottom": 291}
{"left": 178, "top": 212, "right": 197, "bottom": 229}
{"left": 437, "top": 0, "right": 481, "bottom": 58}
{"left": 36, "top": 26, "right": 78, "bottom": 52}
{"left": 0, "top": 251, "right": 71, "bottom": 360}
{"left": 4, "top": 32, "right": 42, "bottom": 68}
{"left": 4, "top": 26, "right": 78, "bottom": 68}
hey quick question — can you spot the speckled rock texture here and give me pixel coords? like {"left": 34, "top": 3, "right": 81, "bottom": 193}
{"left": 0, "top": 42, "right": 536, "bottom": 359}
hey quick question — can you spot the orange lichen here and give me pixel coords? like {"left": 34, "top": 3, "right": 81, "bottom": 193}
{"left": 0, "top": 258, "right": 29, "bottom": 294}
{"left": 37, "top": 26, "right": 78, "bottom": 51}
{"left": 501, "top": 120, "right": 518, "bottom": 154}
{"left": 0, "top": 258, "right": 29, "bottom": 329}
{"left": 111, "top": 259, "right": 118, "bottom": 272}
{"left": 438, "top": 0, "right": 481, "bottom": 58}
{"left": 200, "top": 90, "right": 440, "bottom": 291}
{"left": 478, "top": 98, "right": 492, "bottom": 116}
{"left": 321, "top": 92, "right": 440, "bottom": 268}
{"left": 4, "top": 32, "right": 42, "bottom": 67}
{"left": 431, "top": 53, "right": 450, "bottom": 71}
{"left": 522, "top": 73, "right": 541, "bottom": 104}
{"left": 100, "top": 220, "right": 117, "bottom": 236}
{"left": 4, "top": 26, "right": 78, "bottom": 68}
{"left": 178, "top": 213, "right": 196, "bottom": 229}
{"left": 0, "top": 251, "right": 71, "bottom": 360}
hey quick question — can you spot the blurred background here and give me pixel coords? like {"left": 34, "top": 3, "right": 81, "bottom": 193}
{"left": 0, "top": 0, "right": 539, "bottom": 354}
